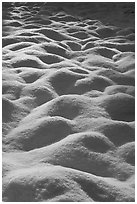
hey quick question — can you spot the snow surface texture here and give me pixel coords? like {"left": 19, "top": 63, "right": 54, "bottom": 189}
{"left": 2, "top": 2, "right": 135, "bottom": 202}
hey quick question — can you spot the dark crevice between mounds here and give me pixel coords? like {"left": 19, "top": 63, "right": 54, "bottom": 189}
{"left": 49, "top": 70, "right": 85, "bottom": 95}
{"left": 101, "top": 93, "right": 135, "bottom": 122}
{"left": 2, "top": 98, "right": 14, "bottom": 122}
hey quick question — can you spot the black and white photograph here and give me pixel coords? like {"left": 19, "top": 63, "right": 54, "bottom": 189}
{"left": 2, "top": 1, "right": 135, "bottom": 202}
